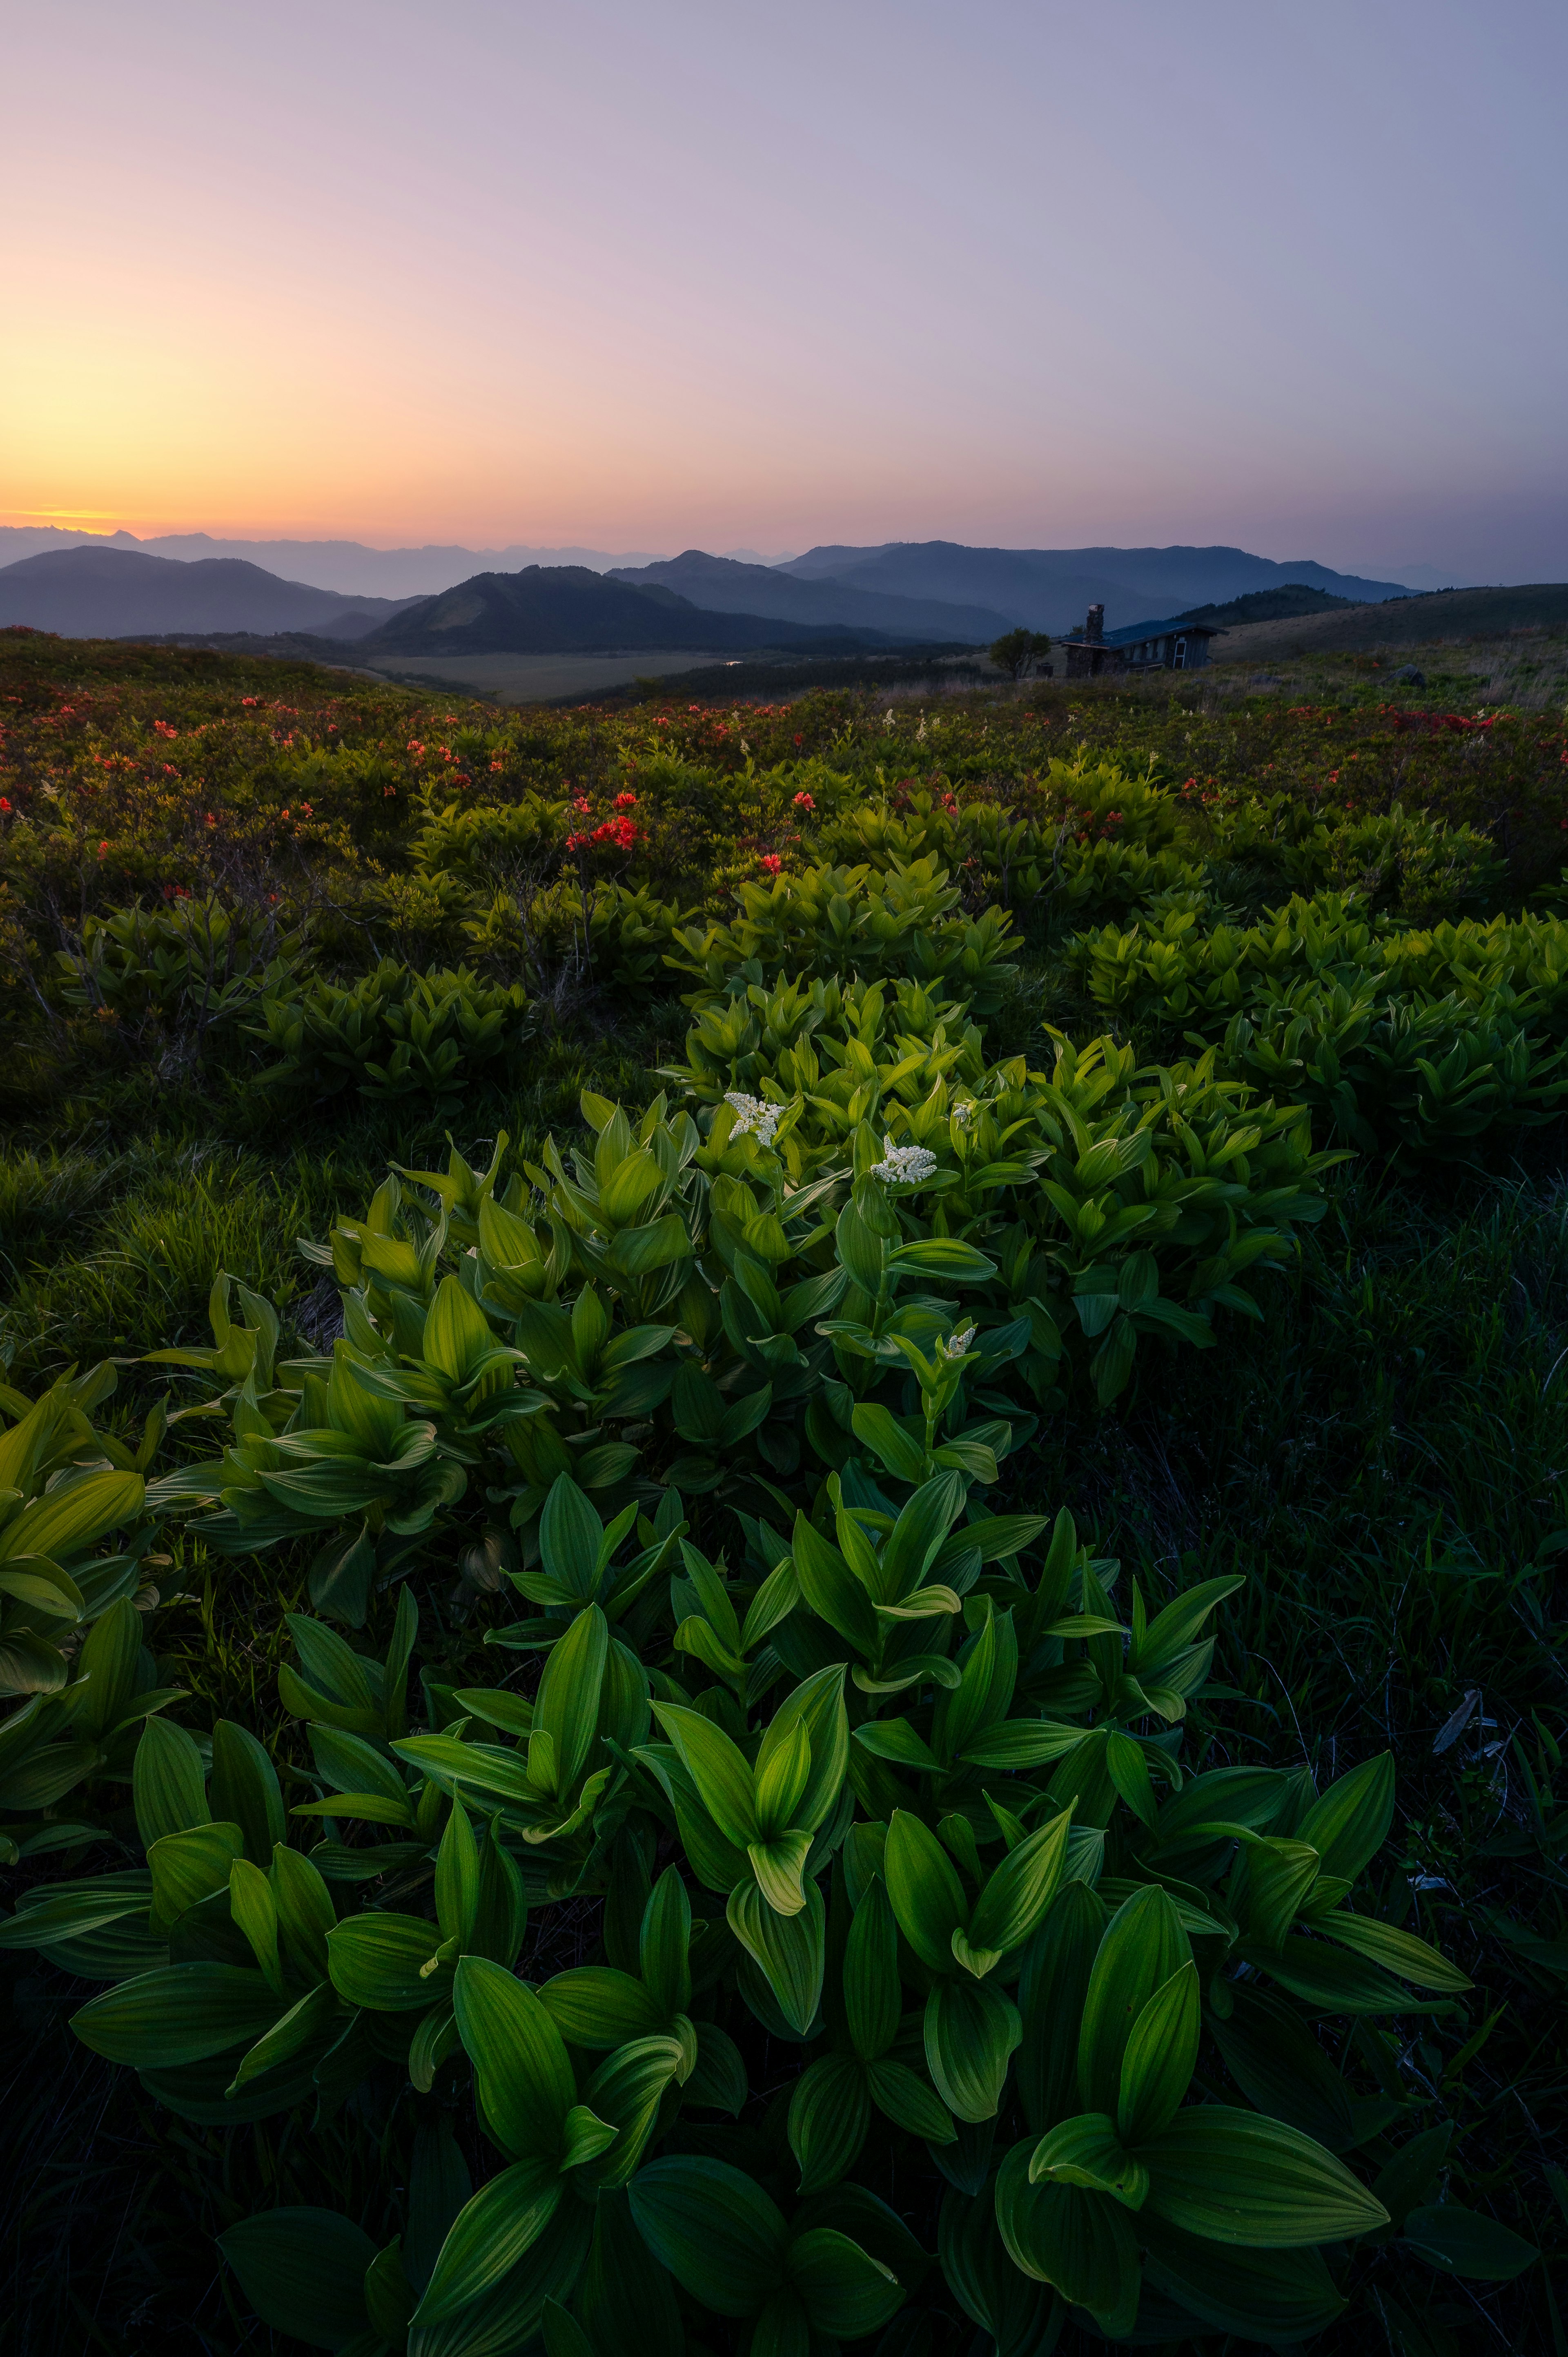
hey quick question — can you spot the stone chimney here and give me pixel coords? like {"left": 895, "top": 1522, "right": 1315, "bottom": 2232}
{"left": 1085, "top": 604, "right": 1104, "bottom": 644}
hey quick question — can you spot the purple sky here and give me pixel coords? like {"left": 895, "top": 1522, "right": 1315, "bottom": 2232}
{"left": 5, "top": 0, "right": 1566, "bottom": 581}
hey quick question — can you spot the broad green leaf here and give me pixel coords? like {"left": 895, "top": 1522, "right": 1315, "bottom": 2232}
{"left": 728, "top": 1874, "right": 824, "bottom": 2036}
{"left": 628, "top": 2155, "right": 789, "bottom": 2317}
{"left": 756, "top": 1664, "right": 848, "bottom": 1837}
{"left": 536, "top": 1966, "right": 664, "bottom": 2049}
{"left": 849, "top": 1404, "right": 927, "bottom": 1485}
{"left": 455, "top": 1954, "right": 577, "bottom": 2161}
{"left": 788, "top": 2052, "right": 871, "bottom": 2194}
{"left": 228, "top": 1856, "right": 283, "bottom": 1992}
{"left": 272, "top": 1844, "right": 337, "bottom": 1983}
{"left": 1401, "top": 2202, "right": 1539, "bottom": 2282}
{"left": 434, "top": 1802, "right": 481, "bottom": 1950}
{"left": 964, "top": 1807, "right": 1074, "bottom": 1974}
{"left": 639, "top": 1865, "right": 693, "bottom": 2019}
{"left": 844, "top": 1880, "right": 900, "bottom": 2063}
{"left": 424, "top": 1274, "right": 498, "bottom": 1383}
{"left": 132, "top": 1715, "right": 209, "bottom": 1849}
{"left": 993, "top": 2139, "right": 1140, "bottom": 2335}
{"left": 790, "top": 1515, "right": 880, "bottom": 1657}
{"left": 1077, "top": 1886, "right": 1189, "bottom": 2118}
{"left": 866, "top": 2056, "right": 955, "bottom": 2142}
{"left": 0, "top": 1470, "right": 144, "bottom": 1568}
{"left": 652, "top": 1700, "right": 757, "bottom": 1847}
{"left": 148, "top": 1820, "right": 246, "bottom": 1930}
{"left": 1209, "top": 1984, "right": 1357, "bottom": 2151}
{"left": 884, "top": 1809, "right": 968, "bottom": 1974}
{"left": 1028, "top": 2112, "right": 1148, "bottom": 2209}
{"left": 1140, "top": 2214, "right": 1347, "bottom": 2342}
{"left": 786, "top": 2226, "right": 904, "bottom": 2338}
{"left": 210, "top": 1720, "right": 287, "bottom": 1868}
{"left": 408, "top": 2198, "right": 592, "bottom": 2357}
{"left": 574, "top": 2034, "right": 685, "bottom": 2188}
{"left": 1018, "top": 1878, "right": 1107, "bottom": 2135}
{"left": 1116, "top": 1960, "right": 1198, "bottom": 2143}
{"left": 1295, "top": 1753, "right": 1394, "bottom": 1882}
{"left": 924, "top": 1974, "right": 1021, "bottom": 2123}
{"left": 218, "top": 2206, "right": 375, "bottom": 2350}
{"left": 1140, "top": 2107, "right": 1389, "bottom": 2246}
{"left": 74, "top": 1963, "right": 281, "bottom": 2067}
{"left": 228, "top": 1981, "right": 340, "bottom": 2092}
{"left": 535, "top": 1604, "right": 609, "bottom": 1795}
{"left": 1318, "top": 1909, "right": 1472, "bottom": 1993}
{"left": 748, "top": 1829, "right": 813, "bottom": 1916}
{"left": 538, "top": 1476, "right": 604, "bottom": 1602}
{"left": 755, "top": 1718, "right": 811, "bottom": 1836}
{"left": 328, "top": 1914, "right": 453, "bottom": 2012}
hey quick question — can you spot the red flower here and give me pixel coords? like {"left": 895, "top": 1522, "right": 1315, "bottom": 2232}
{"left": 614, "top": 791, "right": 638, "bottom": 809}
{"left": 97, "top": 839, "right": 109, "bottom": 856}
{"left": 793, "top": 791, "right": 815, "bottom": 810}
{"left": 759, "top": 853, "right": 783, "bottom": 874}
{"left": 0, "top": 797, "right": 10, "bottom": 813}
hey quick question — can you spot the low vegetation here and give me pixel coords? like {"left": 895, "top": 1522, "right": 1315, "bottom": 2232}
{"left": 1, "top": 620, "right": 1565, "bottom": 2354}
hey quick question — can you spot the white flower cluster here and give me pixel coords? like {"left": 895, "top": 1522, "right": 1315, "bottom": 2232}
{"left": 951, "top": 1100, "right": 975, "bottom": 1126}
{"left": 871, "top": 1135, "right": 938, "bottom": 1185}
{"left": 724, "top": 1091, "right": 779, "bottom": 1147}
{"left": 938, "top": 1324, "right": 976, "bottom": 1361}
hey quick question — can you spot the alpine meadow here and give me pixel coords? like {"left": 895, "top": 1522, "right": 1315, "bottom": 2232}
{"left": 2, "top": 618, "right": 1567, "bottom": 2357}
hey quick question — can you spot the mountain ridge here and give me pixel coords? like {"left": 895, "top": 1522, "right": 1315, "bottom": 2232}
{"left": 354, "top": 566, "right": 902, "bottom": 659}
{"left": 606, "top": 548, "right": 1012, "bottom": 643}
{"left": 0, "top": 547, "right": 423, "bottom": 640}
{"left": 777, "top": 541, "right": 1410, "bottom": 632}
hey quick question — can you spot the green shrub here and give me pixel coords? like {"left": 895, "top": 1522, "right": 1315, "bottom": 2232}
{"left": 1072, "top": 891, "right": 1568, "bottom": 1155}
{"left": 53, "top": 895, "right": 301, "bottom": 1056}
{"left": 251, "top": 960, "right": 533, "bottom": 1114}
{"left": 668, "top": 857, "right": 1020, "bottom": 1014}
{"left": 0, "top": 1476, "right": 1496, "bottom": 2350}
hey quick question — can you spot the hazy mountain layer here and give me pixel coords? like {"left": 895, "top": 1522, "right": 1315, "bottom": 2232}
{"left": 778, "top": 541, "right": 1410, "bottom": 631}
{"left": 0, "top": 547, "right": 420, "bottom": 639}
{"left": 607, "top": 548, "right": 1011, "bottom": 643}
{"left": 356, "top": 567, "right": 893, "bottom": 658}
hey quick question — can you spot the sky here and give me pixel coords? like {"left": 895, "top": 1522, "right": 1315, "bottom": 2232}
{"left": 4, "top": 0, "right": 1566, "bottom": 582}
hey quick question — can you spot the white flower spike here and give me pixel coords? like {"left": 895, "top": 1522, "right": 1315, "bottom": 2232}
{"left": 724, "top": 1091, "right": 780, "bottom": 1147}
{"left": 871, "top": 1136, "right": 937, "bottom": 1185}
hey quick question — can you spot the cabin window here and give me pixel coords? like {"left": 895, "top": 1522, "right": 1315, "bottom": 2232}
{"left": 1173, "top": 637, "right": 1187, "bottom": 669}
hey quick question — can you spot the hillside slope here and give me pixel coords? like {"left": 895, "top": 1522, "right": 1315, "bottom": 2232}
{"left": 607, "top": 549, "right": 1012, "bottom": 642}
{"left": 356, "top": 566, "right": 892, "bottom": 657}
{"left": 779, "top": 541, "right": 1410, "bottom": 632}
{"left": 1206, "top": 583, "right": 1568, "bottom": 664}
{"left": 0, "top": 547, "right": 418, "bottom": 639}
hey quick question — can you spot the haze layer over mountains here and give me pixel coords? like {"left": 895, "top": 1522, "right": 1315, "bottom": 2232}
{"left": 0, "top": 531, "right": 1413, "bottom": 652}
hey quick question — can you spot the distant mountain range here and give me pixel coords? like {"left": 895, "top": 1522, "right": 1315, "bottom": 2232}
{"left": 0, "top": 528, "right": 670, "bottom": 599}
{"left": 0, "top": 547, "right": 421, "bottom": 639}
{"left": 775, "top": 542, "right": 1410, "bottom": 633}
{"left": 606, "top": 550, "right": 1013, "bottom": 644}
{"left": 0, "top": 526, "right": 1412, "bottom": 628}
{"left": 354, "top": 568, "right": 896, "bottom": 659}
{"left": 0, "top": 534, "right": 1414, "bottom": 655}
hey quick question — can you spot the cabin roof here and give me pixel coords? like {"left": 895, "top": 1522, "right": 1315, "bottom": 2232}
{"left": 1100, "top": 615, "right": 1223, "bottom": 647}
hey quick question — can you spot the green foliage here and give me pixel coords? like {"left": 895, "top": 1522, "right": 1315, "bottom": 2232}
{"left": 251, "top": 961, "right": 534, "bottom": 1114}
{"left": 1074, "top": 891, "right": 1568, "bottom": 1156}
{"left": 668, "top": 857, "right": 1020, "bottom": 1014}
{"left": 2, "top": 637, "right": 1563, "bottom": 2354}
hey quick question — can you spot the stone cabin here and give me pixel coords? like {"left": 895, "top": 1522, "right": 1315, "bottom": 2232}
{"left": 1062, "top": 603, "right": 1220, "bottom": 678}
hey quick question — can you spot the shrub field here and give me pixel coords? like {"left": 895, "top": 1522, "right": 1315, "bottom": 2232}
{"left": 1, "top": 623, "right": 1566, "bottom": 2355}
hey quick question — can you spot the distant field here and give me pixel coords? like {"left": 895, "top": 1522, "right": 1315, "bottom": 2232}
{"left": 1209, "top": 581, "right": 1568, "bottom": 662}
{"left": 359, "top": 645, "right": 753, "bottom": 700}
